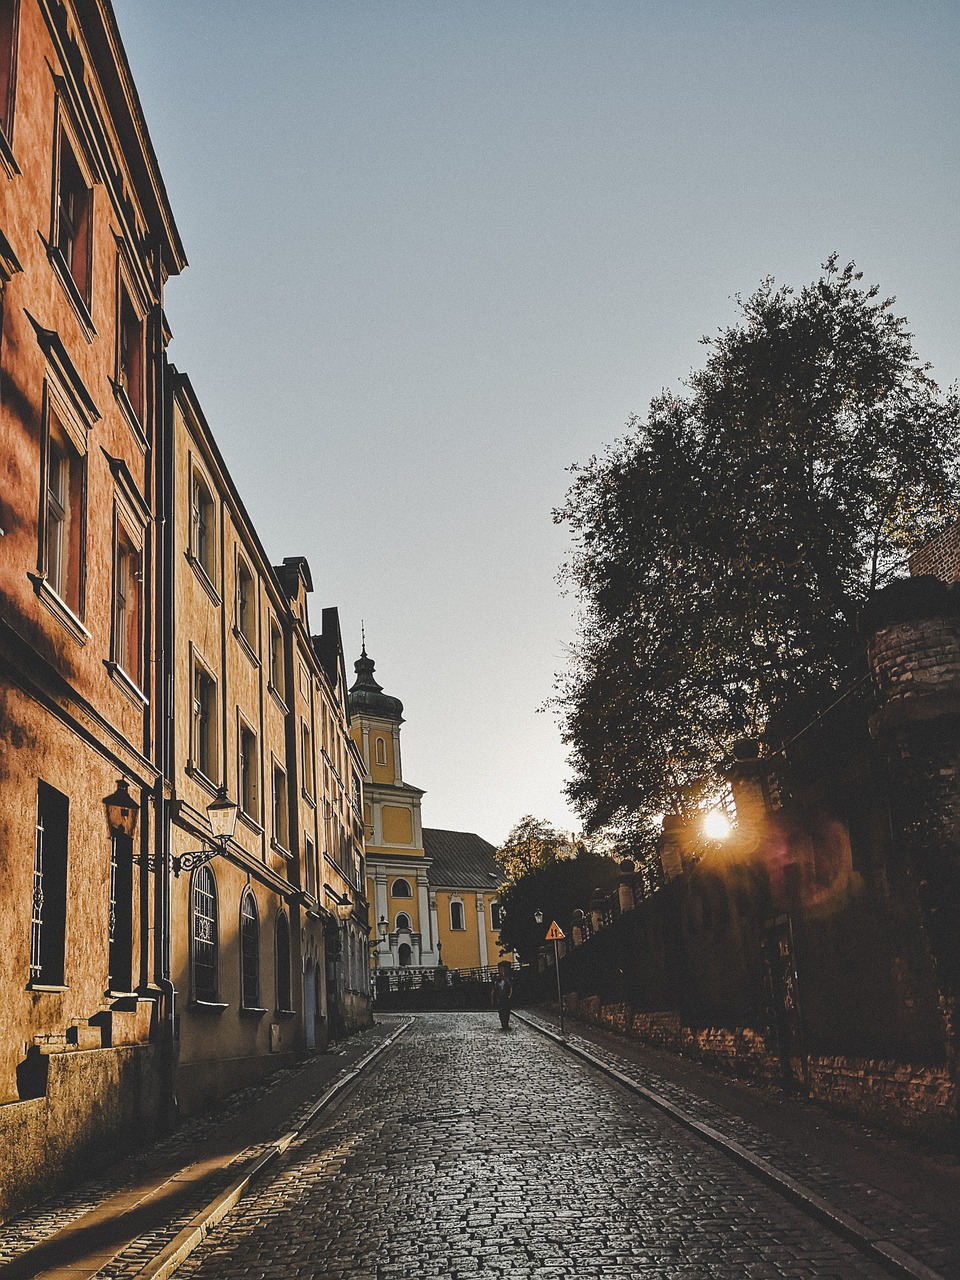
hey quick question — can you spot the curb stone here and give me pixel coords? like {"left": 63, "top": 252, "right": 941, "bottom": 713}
{"left": 514, "top": 1011, "right": 945, "bottom": 1280}
{"left": 126, "top": 1018, "right": 411, "bottom": 1280}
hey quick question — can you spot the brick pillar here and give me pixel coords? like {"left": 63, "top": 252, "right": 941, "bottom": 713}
{"left": 864, "top": 576, "right": 960, "bottom": 1080}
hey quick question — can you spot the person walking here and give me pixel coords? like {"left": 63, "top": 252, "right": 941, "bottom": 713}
{"left": 492, "top": 968, "right": 513, "bottom": 1031}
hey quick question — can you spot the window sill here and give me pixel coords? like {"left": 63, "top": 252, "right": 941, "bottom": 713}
{"left": 104, "top": 660, "right": 148, "bottom": 706}
{"left": 301, "top": 790, "right": 316, "bottom": 809}
{"left": 275, "top": 1007, "right": 296, "bottom": 1019}
{"left": 28, "top": 573, "right": 89, "bottom": 644}
{"left": 27, "top": 982, "right": 68, "bottom": 993}
{"left": 237, "top": 810, "right": 263, "bottom": 836}
{"left": 111, "top": 379, "right": 148, "bottom": 453}
{"left": 43, "top": 239, "right": 96, "bottom": 342}
{"left": 184, "top": 550, "right": 221, "bottom": 606}
{"left": 185, "top": 763, "right": 221, "bottom": 798}
{"left": 0, "top": 125, "right": 20, "bottom": 178}
{"left": 271, "top": 838, "right": 292, "bottom": 860}
{"left": 189, "top": 1000, "right": 228, "bottom": 1014}
{"left": 267, "top": 684, "right": 288, "bottom": 715}
{"left": 232, "top": 626, "right": 260, "bottom": 667}
{"left": 239, "top": 1005, "right": 267, "bottom": 1019}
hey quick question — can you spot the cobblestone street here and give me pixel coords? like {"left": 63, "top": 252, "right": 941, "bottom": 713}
{"left": 176, "top": 1013, "right": 889, "bottom": 1279}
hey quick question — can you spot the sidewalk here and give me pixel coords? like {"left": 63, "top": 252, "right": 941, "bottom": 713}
{"left": 0, "top": 1017, "right": 408, "bottom": 1280}
{"left": 523, "top": 1006, "right": 960, "bottom": 1280}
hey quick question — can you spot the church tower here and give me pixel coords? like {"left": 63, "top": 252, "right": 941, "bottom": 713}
{"left": 348, "top": 647, "right": 438, "bottom": 968}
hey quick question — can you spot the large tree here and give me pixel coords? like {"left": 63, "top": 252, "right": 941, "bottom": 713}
{"left": 555, "top": 257, "right": 960, "bottom": 843}
{"left": 495, "top": 814, "right": 572, "bottom": 883}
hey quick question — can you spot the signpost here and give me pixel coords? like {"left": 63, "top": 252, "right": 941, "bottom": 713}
{"left": 545, "top": 920, "right": 566, "bottom": 1036}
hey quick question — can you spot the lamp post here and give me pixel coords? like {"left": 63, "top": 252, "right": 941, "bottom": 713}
{"left": 171, "top": 786, "right": 239, "bottom": 876}
{"left": 534, "top": 907, "right": 565, "bottom": 1037}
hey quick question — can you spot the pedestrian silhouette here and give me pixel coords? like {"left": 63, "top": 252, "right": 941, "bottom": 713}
{"left": 492, "top": 969, "right": 513, "bottom": 1030}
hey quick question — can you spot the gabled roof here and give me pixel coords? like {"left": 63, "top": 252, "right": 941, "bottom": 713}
{"left": 422, "top": 828, "right": 504, "bottom": 891}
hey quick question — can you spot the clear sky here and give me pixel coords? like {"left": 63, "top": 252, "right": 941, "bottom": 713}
{"left": 113, "top": 0, "right": 960, "bottom": 846}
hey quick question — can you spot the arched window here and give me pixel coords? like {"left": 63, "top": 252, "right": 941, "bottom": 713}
{"left": 391, "top": 878, "right": 412, "bottom": 898}
{"left": 395, "top": 912, "right": 411, "bottom": 931}
{"left": 398, "top": 942, "right": 412, "bottom": 967}
{"left": 240, "top": 892, "right": 260, "bottom": 1009}
{"left": 192, "top": 866, "right": 218, "bottom": 1003}
{"left": 450, "top": 899, "right": 465, "bottom": 931}
{"left": 275, "top": 911, "right": 292, "bottom": 1012}
{"left": 374, "top": 736, "right": 386, "bottom": 766}
{"left": 490, "top": 900, "right": 502, "bottom": 930}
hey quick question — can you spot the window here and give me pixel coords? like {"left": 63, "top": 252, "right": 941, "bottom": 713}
{"left": 395, "top": 912, "right": 411, "bottom": 931}
{"left": 193, "top": 663, "right": 217, "bottom": 782}
{"left": 117, "top": 285, "right": 143, "bottom": 419}
{"left": 56, "top": 131, "right": 92, "bottom": 305}
{"left": 113, "top": 527, "right": 141, "bottom": 683}
{"left": 0, "top": 0, "right": 19, "bottom": 145}
{"left": 374, "top": 736, "right": 386, "bottom": 767}
{"left": 391, "top": 878, "right": 412, "bottom": 898}
{"left": 42, "top": 417, "right": 84, "bottom": 615}
{"left": 301, "top": 722, "right": 314, "bottom": 798}
{"left": 191, "top": 866, "right": 218, "bottom": 1003}
{"left": 236, "top": 557, "right": 255, "bottom": 647}
{"left": 108, "top": 833, "right": 133, "bottom": 992}
{"left": 275, "top": 911, "right": 291, "bottom": 1011}
{"left": 450, "top": 899, "right": 465, "bottom": 931}
{"left": 190, "top": 471, "right": 216, "bottom": 581}
{"left": 304, "top": 835, "right": 316, "bottom": 898}
{"left": 491, "top": 900, "right": 502, "bottom": 931}
{"left": 272, "top": 763, "right": 288, "bottom": 850}
{"left": 31, "top": 780, "right": 69, "bottom": 985}
{"left": 238, "top": 721, "right": 258, "bottom": 819}
{"left": 240, "top": 892, "right": 260, "bottom": 1009}
{"left": 269, "top": 619, "right": 284, "bottom": 694}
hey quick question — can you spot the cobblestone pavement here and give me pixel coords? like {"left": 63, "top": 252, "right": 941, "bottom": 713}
{"left": 177, "top": 1013, "right": 890, "bottom": 1279}
{"left": 520, "top": 1011, "right": 960, "bottom": 1278}
{"left": 0, "top": 1022, "right": 398, "bottom": 1277}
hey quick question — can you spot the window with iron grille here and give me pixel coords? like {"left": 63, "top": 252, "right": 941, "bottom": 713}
{"left": 240, "top": 892, "right": 260, "bottom": 1009}
{"left": 192, "top": 866, "right": 218, "bottom": 1002}
{"left": 275, "top": 911, "right": 292, "bottom": 1012}
{"left": 108, "top": 833, "right": 133, "bottom": 992}
{"left": 31, "top": 781, "right": 68, "bottom": 985}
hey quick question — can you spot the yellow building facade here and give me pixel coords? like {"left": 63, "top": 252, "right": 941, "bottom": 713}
{"left": 348, "top": 649, "right": 509, "bottom": 973}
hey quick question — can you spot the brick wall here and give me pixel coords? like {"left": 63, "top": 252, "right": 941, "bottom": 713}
{"left": 909, "top": 521, "right": 960, "bottom": 583}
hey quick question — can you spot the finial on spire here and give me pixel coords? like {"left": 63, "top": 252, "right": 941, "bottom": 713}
{"left": 361, "top": 620, "right": 366, "bottom": 658}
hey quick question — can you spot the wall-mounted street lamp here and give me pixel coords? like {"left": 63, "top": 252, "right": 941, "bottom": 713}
{"left": 172, "top": 786, "right": 239, "bottom": 877}
{"left": 534, "top": 908, "right": 544, "bottom": 926}
{"left": 103, "top": 778, "right": 140, "bottom": 840}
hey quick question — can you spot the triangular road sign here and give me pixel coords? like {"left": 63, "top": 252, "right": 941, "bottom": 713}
{"left": 545, "top": 920, "right": 565, "bottom": 941}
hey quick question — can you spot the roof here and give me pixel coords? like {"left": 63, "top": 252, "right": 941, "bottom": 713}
{"left": 422, "top": 828, "right": 504, "bottom": 891}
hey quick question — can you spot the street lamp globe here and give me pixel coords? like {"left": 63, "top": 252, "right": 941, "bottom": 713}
{"left": 207, "top": 786, "right": 239, "bottom": 845}
{"left": 534, "top": 909, "right": 544, "bottom": 925}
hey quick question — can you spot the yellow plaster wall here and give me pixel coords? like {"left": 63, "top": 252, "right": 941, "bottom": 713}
{"left": 382, "top": 805, "right": 413, "bottom": 844}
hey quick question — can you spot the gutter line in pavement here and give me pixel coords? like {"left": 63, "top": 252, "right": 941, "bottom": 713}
{"left": 130, "top": 1018, "right": 412, "bottom": 1280}
{"left": 514, "top": 1011, "right": 946, "bottom": 1280}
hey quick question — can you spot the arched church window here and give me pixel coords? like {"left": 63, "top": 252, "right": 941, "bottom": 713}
{"left": 450, "top": 899, "right": 465, "bottom": 931}
{"left": 391, "top": 878, "right": 412, "bottom": 898}
{"left": 395, "top": 912, "right": 411, "bottom": 931}
{"left": 374, "top": 736, "right": 386, "bottom": 766}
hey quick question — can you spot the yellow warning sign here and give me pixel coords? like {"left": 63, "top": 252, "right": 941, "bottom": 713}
{"left": 545, "top": 921, "right": 565, "bottom": 941}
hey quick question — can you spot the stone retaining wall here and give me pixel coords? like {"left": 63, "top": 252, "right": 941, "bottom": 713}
{"left": 562, "top": 995, "right": 957, "bottom": 1139}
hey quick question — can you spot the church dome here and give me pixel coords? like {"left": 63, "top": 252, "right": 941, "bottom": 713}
{"left": 348, "top": 648, "right": 404, "bottom": 722}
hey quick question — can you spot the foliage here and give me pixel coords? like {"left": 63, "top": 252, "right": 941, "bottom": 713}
{"left": 555, "top": 257, "right": 960, "bottom": 841}
{"left": 497, "top": 848, "right": 621, "bottom": 962}
{"left": 495, "top": 814, "right": 573, "bottom": 883}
